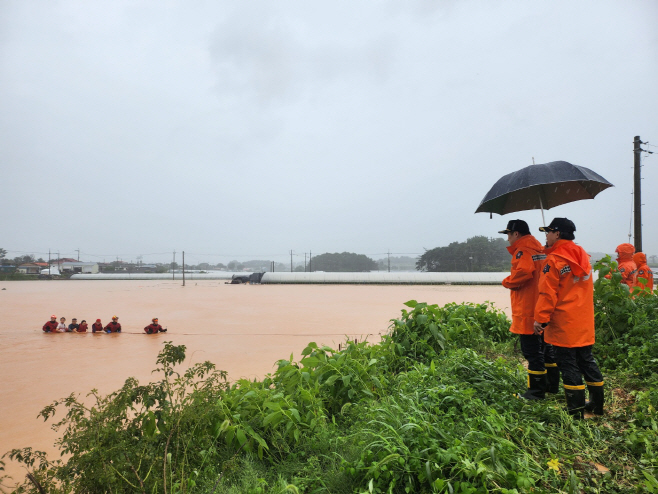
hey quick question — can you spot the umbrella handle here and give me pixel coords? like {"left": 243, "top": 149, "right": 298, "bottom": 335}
{"left": 539, "top": 196, "right": 546, "bottom": 227}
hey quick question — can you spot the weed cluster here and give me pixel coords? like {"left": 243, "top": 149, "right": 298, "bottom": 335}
{"left": 2, "top": 269, "right": 658, "bottom": 493}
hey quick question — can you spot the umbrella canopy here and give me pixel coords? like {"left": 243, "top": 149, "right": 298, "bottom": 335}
{"left": 475, "top": 160, "right": 613, "bottom": 216}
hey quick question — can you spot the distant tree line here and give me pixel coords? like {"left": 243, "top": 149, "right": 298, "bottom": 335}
{"left": 0, "top": 250, "right": 47, "bottom": 266}
{"left": 416, "top": 236, "right": 510, "bottom": 272}
{"left": 310, "top": 252, "right": 378, "bottom": 272}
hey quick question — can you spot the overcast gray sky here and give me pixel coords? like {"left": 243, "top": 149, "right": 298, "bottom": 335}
{"left": 2, "top": 0, "right": 657, "bottom": 266}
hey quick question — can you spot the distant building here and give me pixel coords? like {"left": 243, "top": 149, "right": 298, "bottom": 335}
{"left": 132, "top": 264, "right": 157, "bottom": 273}
{"left": 17, "top": 263, "right": 41, "bottom": 274}
{"left": 0, "top": 265, "right": 16, "bottom": 273}
{"left": 57, "top": 261, "right": 99, "bottom": 274}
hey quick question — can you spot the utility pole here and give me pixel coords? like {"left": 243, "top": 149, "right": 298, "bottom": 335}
{"left": 182, "top": 251, "right": 185, "bottom": 286}
{"left": 387, "top": 250, "right": 391, "bottom": 273}
{"left": 304, "top": 253, "right": 307, "bottom": 272}
{"left": 173, "top": 250, "right": 176, "bottom": 280}
{"left": 75, "top": 249, "right": 80, "bottom": 261}
{"left": 290, "top": 250, "right": 293, "bottom": 272}
{"left": 634, "top": 136, "right": 643, "bottom": 252}
{"left": 48, "top": 249, "right": 51, "bottom": 276}
{"left": 309, "top": 251, "right": 312, "bottom": 272}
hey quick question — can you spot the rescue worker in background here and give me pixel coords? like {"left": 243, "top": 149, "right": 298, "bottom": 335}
{"left": 92, "top": 319, "right": 103, "bottom": 333}
{"left": 633, "top": 252, "right": 654, "bottom": 294}
{"left": 105, "top": 316, "right": 122, "bottom": 333}
{"left": 534, "top": 218, "right": 604, "bottom": 418}
{"left": 144, "top": 318, "right": 167, "bottom": 334}
{"left": 500, "top": 220, "right": 558, "bottom": 399}
{"left": 42, "top": 315, "right": 59, "bottom": 333}
{"left": 615, "top": 243, "right": 637, "bottom": 289}
{"left": 68, "top": 318, "right": 79, "bottom": 332}
{"left": 77, "top": 320, "right": 88, "bottom": 332}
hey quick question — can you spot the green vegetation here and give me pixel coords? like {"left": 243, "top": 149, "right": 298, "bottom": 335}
{"left": 3, "top": 259, "right": 658, "bottom": 493}
{"left": 310, "top": 252, "right": 378, "bottom": 272}
{"left": 0, "top": 273, "right": 38, "bottom": 281}
{"left": 416, "top": 236, "right": 509, "bottom": 272}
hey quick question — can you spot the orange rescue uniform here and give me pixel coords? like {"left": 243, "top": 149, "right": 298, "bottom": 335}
{"left": 633, "top": 252, "right": 654, "bottom": 293}
{"left": 535, "top": 239, "right": 594, "bottom": 348}
{"left": 502, "top": 234, "right": 546, "bottom": 335}
{"left": 615, "top": 243, "right": 637, "bottom": 289}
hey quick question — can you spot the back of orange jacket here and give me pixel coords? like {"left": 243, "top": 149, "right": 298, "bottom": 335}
{"left": 502, "top": 234, "right": 546, "bottom": 335}
{"left": 633, "top": 252, "right": 654, "bottom": 293}
{"left": 534, "top": 239, "right": 594, "bottom": 348}
{"left": 616, "top": 243, "right": 637, "bottom": 289}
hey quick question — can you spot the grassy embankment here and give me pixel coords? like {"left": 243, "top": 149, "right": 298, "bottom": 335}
{"left": 2, "top": 256, "right": 657, "bottom": 493}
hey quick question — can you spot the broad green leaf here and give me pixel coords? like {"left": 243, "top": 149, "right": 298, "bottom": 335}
{"left": 263, "top": 411, "right": 283, "bottom": 427}
{"left": 324, "top": 375, "right": 339, "bottom": 386}
{"left": 301, "top": 356, "right": 319, "bottom": 368}
{"left": 236, "top": 428, "right": 247, "bottom": 446}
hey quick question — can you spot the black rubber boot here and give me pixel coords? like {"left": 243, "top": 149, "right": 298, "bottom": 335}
{"left": 584, "top": 384, "right": 604, "bottom": 415}
{"left": 564, "top": 387, "right": 586, "bottom": 418}
{"left": 545, "top": 365, "right": 560, "bottom": 394}
{"left": 519, "top": 372, "right": 546, "bottom": 400}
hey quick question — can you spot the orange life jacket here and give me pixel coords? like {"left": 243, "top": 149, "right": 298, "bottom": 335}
{"left": 534, "top": 239, "right": 594, "bottom": 348}
{"left": 77, "top": 323, "right": 88, "bottom": 332}
{"left": 633, "top": 252, "right": 654, "bottom": 293}
{"left": 501, "top": 234, "right": 546, "bottom": 335}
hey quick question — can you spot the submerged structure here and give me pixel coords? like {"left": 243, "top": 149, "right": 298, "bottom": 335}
{"left": 72, "top": 271, "right": 507, "bottom": 284}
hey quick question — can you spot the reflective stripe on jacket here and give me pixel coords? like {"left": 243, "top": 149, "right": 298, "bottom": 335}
{"left": 502, "top": 234, "right": 546, "bottom": 335}
{"left": 534, "top": 239, "right": 595, "bottom": 348}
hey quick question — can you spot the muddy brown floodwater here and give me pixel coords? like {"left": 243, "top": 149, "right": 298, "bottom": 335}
{"left": 0, "top": 280, "right": 511, "bottom": 486}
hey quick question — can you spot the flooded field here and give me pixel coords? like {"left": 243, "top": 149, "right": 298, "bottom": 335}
{"left": 0, "top": 280, "right": 510, "bottom": 485}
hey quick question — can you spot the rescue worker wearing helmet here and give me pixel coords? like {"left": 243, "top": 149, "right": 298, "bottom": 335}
{"left": 633, "top": 252, "right": 654, "bottom": 294}
{"left": 499, "top": 220, "right": 558, "bottom": 399}
{"left": 42, "top": 315, "right": 59, "bottom": 333}
{"left": 534, "top": 218, "right": 604, "bottom": 418}
{"left": 615, "top": 243, "right": 637, "bottom": 290}
{"left": 144, "top": 318, "right": 167, "bottom": 334}
{"left": 104, "top": 316, "right": 122, "bottom": 333}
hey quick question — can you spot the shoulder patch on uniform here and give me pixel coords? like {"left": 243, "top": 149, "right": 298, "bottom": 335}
{"left": 560, "top": 265, "right": 571, "bottom": 276}
{"left": 639, "top": 270, "right": 645, "bottom": 275}
{"left": 543, "top": 264, "right": 550, "bottom": 274}
{"left": 516, "top": 251, "right": 523, "bottom": 259}
{"left": 620, "top": 267, "right": 625, "bottom": 273}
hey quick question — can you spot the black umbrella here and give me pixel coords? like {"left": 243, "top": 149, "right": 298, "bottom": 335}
{"left": 475, "top": 160, "right": 613, "bottom": 222}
